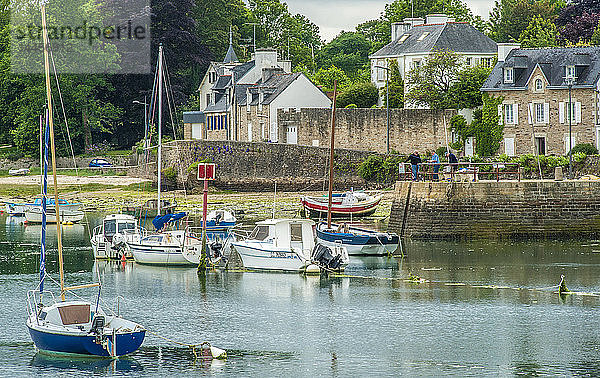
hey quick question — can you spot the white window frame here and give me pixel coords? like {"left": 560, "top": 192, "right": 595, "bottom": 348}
{"left": 376, "top": 60, "right": 386, "bottom": 81}
{"left": 417, "top": 32, "right": 430, "bottom": 41}
{"left": 564, "top": 133, "right": 576, "bottom": 154}
{"left": 247, "top": 122, "right": 253, "bottom": 142}
{"left": 504, "top": 137, "right": 515, "bottom": 156}
{"left": 535, "top": 103, "right": 545, "bottom": 124}
{"left": 504, "top": 68, "right": 514, "bottom": 83}
{"left": 398, "top": 34, "right": 410, "bottom": 43}
{"left": 566, "top": 65, "right": 575, "bottom": 80}
{"left": 535, "top": 78, "right": 543, "bottom": 91}
{"left": 466, "top": 57, "right": 472, "bottom": 66}
{"left": 504, "top": 103, "right": 514, "bottom": 124}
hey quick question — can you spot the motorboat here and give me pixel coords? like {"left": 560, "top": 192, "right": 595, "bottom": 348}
{"left": 91, "top": 214, "right": 146, "bottom": 260}
{"left": 315, "top": 222, "right": 399, "bottom": 256}
{"left": 5, "top": 197, "right": 81, "bottom": 217}
{"left": 301, "top": 191, "right": 382, "bottom": 218}
{"left": 231, "top": 218, "right": 349, "bottom": 273}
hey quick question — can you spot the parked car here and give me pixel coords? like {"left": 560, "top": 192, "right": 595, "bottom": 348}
{"left": 89, "top": 158, "right": 113, "bottom": 168}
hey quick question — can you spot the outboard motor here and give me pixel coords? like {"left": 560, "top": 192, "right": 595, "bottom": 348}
{"left": 90, "top": 315, "right": 105, "bottom": 335}
{"left": 311, "top": 244, "right": 342, "bottom": 270}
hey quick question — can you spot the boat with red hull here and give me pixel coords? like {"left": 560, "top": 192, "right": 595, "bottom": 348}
{"left": 301, "top": 191, "right": 382, "bottom": 218}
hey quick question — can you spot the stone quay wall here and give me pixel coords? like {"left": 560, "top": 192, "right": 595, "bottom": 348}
{"left": 0, "top": 154, "right": 137, "bottom": 170}
{"left": 389, "top": 180, "right": 600, "bottom": 239}
{"left": 278, "top": 108, "right": 456, "bottom": 154}
{"left": 159, "top": 140, "right": 386, "bottom": 192}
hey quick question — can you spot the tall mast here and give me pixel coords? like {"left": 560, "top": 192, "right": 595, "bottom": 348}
{"left": 327, "top": 81, "right": 337, "bottom": 229}
{"left": 157, "top": 44, "right": 163, "bottom": 216}
{"left": 41, "top": 4, "right": 65, "bottom": 300}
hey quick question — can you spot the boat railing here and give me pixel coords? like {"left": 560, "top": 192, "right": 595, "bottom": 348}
{"left": 122, "top": 227, "right": 147, "bottom": 238}
{"left": 26, "top": 289, "right": 57, "bottom": 319}
{"left": 91, "top": 225, "right": 103, "bottom": 240}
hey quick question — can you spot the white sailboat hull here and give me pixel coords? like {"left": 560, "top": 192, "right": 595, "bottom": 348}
{"left": 232, "top": 242, "right": 311, "bottom": 272}
{"left": 316, "top": 238, "right": 389, "bottom": 256}
{"left": 25, "top": 208, "right": 84, "bottom": 223}
{"left": 129, "top": 244, "right": 193, "bottom": 266}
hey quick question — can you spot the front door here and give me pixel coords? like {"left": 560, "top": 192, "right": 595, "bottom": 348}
{"left": 286, "top": 126, "right": 298, "bottom": 144}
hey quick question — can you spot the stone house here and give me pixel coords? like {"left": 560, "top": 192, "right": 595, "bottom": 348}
{"left": 370, "top": 14, "right": 497, "bottom": 107}
{"left": 237, "top": 69, "right": 331, "bottom": 143}
{"left": 481, "top": 45, "right": 600, "bottom": 156}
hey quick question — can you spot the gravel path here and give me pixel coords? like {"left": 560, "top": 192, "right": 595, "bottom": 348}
{"left": 0, "top": 175, "right": 150, "bottom": 186}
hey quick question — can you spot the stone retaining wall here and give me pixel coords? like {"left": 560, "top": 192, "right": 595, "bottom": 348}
{"left": 159, "top": 140, "right": 386, "bottom": 192}
{"left": 389, "top": 180, "right": 600, "bottom": 239}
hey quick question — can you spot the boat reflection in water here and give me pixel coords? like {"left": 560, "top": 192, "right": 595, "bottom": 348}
{"left": 30, "top": 352, "right": 143, "bottom": 373}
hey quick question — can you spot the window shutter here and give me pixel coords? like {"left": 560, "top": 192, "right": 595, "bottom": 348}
{"left": 559, "top": 102, "right": 564, "bottom": 124}
{"left": 544, "top": 103, "right": 549, "bottom": 124}
{"left": 498, "top": 105, "right": 503, "bottom": 125}
{"left": 513, "top": 104, "right": 519, "bottom": 125}
{"left": 575, "top": 102, "right": 582, "bottom": 124}
{"left": 528, "top": 103, "right": 533, "bottom": 124}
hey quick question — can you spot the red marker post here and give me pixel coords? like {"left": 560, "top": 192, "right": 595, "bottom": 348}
{"left": 197, "top": 163, "right": 216, "bottom": 272}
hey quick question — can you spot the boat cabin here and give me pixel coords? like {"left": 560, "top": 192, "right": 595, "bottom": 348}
{"left": 102, "top": 214, "right": 137, "bottom": 242}
{"left": 37, "top": 300, "right": 104, "bottom": 330}
{"left": 250, "top": 219, "right": 316, "bottom": 252}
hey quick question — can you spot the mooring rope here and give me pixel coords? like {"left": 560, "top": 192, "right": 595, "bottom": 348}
{"left": 146, "top": 329, "right": 218, "bottom": 360}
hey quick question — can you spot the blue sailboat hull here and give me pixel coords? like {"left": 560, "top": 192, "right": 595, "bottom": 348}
{"left": 28, "top": 326, "right": 145, "bottom": 357}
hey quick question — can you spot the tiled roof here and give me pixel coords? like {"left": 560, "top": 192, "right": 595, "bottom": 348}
{"left": 481, "top": 46, "right": 600, "bottom": 91}
{"left": 370, "top": 22, "right": 497, "bottom": 58}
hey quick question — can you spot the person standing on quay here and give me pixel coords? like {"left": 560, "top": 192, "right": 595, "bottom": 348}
{"left": 406, "top": 150, "right": 421, "bottom": 181}
{"left": 430, "top": 151, "right": 440, "bottom": 181}
{"left": 446, "top": 150, "right": 458, "bottom": 180}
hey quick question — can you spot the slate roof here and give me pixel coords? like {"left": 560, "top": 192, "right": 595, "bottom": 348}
{"left": 204, "top": 93, "right": 228, "bottom": 113}
{"left": 212, "top": 75, "right": 231, "bottom": 90}
{"left": 481, "top": 46, "right": 600, "bottom": 91}
{"left": 183, "top": 111, "right": 205, "bottom": 124}
{"left": 238, "top": 72, "right": 302, "bottom": 106}
{"left": 223, "top": 44, "right": 238, "bottom": 63}
{"left": 370, "top": 22, "right": 497, "bottom": 58}
{"left": 232, "top": 61, "right": 255, "bottom": 82}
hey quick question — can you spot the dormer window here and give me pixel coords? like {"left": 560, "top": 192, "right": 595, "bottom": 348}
{"left": 535, "top": 78, "right": 543, "bottom": 91}
{"left": 417, "top": 32, "right": 430, "bottom": 41}
{"left": 398, "top": 34, "right": 410, "bottom": 43}
{"left": 504, "top": 68, "right": 514, "bottom": 83}
{"left": 566, "top": 65, "right": 575, "bottom": 80}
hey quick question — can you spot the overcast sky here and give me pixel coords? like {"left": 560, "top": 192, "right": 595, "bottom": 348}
{"left": 284, "top": 0, "right": 494, "bottom": 41}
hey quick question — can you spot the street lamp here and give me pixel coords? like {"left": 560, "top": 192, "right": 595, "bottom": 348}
{"left": 374, "top": 65, "right": 390, "bottom": 154}
{"left": 565, "top": 76, "right": 575, "bottom": 179}
{"left": 133, "top": 97, "right": 148, "bottom": 149}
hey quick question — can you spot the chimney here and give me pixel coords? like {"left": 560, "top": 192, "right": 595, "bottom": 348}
{"left": 497, "top": 42, "right": 521, "bottom": 62}
{"left": 391, "top": 22, "right": 412, "bottom": 41}
{"left": 426, "top": 14, "right": 450, "bottom": 24}
{"left": 253, "top": 48, "right": 278, "bottom": 71}
{"left": 262, "top": 67, "right": 284, "bottom": 83}
{"left": 403, "top": 17, "right": 425, "bottom": 29}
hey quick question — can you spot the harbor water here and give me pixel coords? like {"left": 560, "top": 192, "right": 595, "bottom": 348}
{"left": 1, "top": 213, "right": 600, "bottom": 376}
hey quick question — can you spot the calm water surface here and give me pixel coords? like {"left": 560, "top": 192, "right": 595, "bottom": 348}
{"left": 1, "top": 213, "right": 600, "bottom": 376}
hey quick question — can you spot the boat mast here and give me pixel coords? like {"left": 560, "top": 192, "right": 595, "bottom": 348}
{"left": 157, "top": 44, "right": 163, "bottom": 216}
{"left": 327, "top": 81, "right": 337, "bottom": 229}
{"left": 41, "top": 4, "right": 65, "bottom": 300}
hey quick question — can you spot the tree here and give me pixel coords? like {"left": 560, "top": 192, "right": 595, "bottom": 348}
{"left": 448, "top": 66, "right": 492, "bottom": 109}
{"left": 489, "top": 0, "right": 565, "bottom": 42}
{"left": 405, "top": 50, "right": 461, "bottom": 109}
{"left": 312, "top": 66, "right": 351, "bottom": 92}
{"left": 558, "top": 12, "right": 600, "bottom": 44}
{"left": 471, "top": 94, "right": 504, "bottom": 156}
{"left": 591, "top": 20, "right": 600, "bottom": 44}
{"left": 336, "top": 82, "right": 378, "bottom": 108}
{"left": 519, "top": 16, "right": 558, "bottom": 47}
{"left": 382, "top": 59, "right": 404, "bottom": 108}
{"left": 317, "top": 32, "right": 371, "bottom": 80}
{"left": 357, "top": 0, "right": 481, "bottom": 51}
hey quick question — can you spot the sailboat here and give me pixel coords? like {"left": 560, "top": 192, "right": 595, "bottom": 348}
{"left": 127, "top": 45, "right": 201, "bottom": 266}
{"left": 314, "top": 81, "right": 400, "bottom": 256}
{"left": 26, "top": 5, "right": 145, "bottom": 357}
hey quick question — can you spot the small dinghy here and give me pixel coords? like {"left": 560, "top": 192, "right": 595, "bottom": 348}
{"left": 301, "top": 191, "right": 382, "bottom": 218}
{"left": 231, "top": 218, "right": 349, "bottom": 273}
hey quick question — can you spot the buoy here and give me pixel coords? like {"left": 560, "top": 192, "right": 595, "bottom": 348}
{"left": 210, "top": 346, "right": 227, "bottom": 360}
{"left": 559, "top": 274, "right": 570, "bottom": 294}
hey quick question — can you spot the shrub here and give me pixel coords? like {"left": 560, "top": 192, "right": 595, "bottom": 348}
{"left": 571, "top": 143, "right": 598, "bottom": 155}
{"left": 336, "top": 82, "right": 379, "bottom": 108}
{"left": 163, "top": 167, "right": 177, "bottom": 181}
{"left": 345, "top": 104, "right": 357, "bottom": 109}
{"left": 358, "top": 154, "right": 403, "bottom": 182}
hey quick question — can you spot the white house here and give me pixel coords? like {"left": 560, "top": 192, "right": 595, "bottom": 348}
{"left": 370, "top": 14, "right": 498, "bottom": 107}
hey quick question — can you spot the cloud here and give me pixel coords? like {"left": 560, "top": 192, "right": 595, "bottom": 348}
{"left": 284, "top": 0, "right": 493, "bottom": 42}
